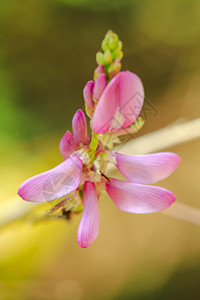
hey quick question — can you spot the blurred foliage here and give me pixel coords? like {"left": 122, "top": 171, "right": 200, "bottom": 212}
{"left": 0, "top": 0, "right": 200, "bottom": 299}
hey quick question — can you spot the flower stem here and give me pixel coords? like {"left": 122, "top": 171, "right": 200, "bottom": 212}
{"left": 89, "top": 132, "right": 99, "bottom": 165}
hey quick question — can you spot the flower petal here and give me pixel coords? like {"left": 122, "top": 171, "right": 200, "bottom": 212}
{"left": 59, "top": 131, "right": 77, "bottom": 160}
{"left": 93, "top": 73, "right": 107, "bottom": 101}
{"left": 91, "top": 71, "right": 144, "bottom": 134}
{"left": 18, "top": 155, "right": 83, "bottom": 202}
{"left": 72, "top": 109, "right": 89, "bottom": 146}
{"left": 83, "top": 80, "right": 95, "bottom": 110}
{"left": 77, "top": 181, "right": 99, "bottom": 248}
{"left": 115, "top": 152, "right": 181, "bottom": 184}
{"left": 94, "top": 64, "right": 105, "bottom": 80}
{"left": 118, "top": 71, "right": 144, "bottom": 129}
{"left": 106, "top": 178, "right": 176, "bottom": 214}
{"left": 91, "top": 74, "right": 118, "bottom": 134}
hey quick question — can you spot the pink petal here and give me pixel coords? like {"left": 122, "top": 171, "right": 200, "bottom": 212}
{"left": 72, "top": 109, "right": 89, "bottom": 146}
{"left": 91, "top": 75, "right": 118, "bottom": 134}
{"left": 83, "top": 80, "right": 95, "bottom": 110}
{"left": 94, "top": 64, "right": 105, "bottom": 78}
{"left": 59, "top": 131, "right": 77, "bottom": 160}
{"left": 77, "top": 181, "right": 99, "bottom": 248}
{"left": 118, "top": 71, "right": 144, "bottom": 129}
{"left": 115, "top": 152, "right": 181, "bottom": 184}
{"left": 93, "top": 73, "right": 107, "bottom": 101}
{"left": 106, "top": 178, "right": 176, "bottom": 214}
{"left": 18, "top": 155, "right": 83, "bottom": 202}
{"left": 91, "top": 71, "right": 144, "bottom": 134}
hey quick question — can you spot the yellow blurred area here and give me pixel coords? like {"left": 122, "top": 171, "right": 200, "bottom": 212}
{"left": 0, "top": 0, "right": 200, "bottom": 299}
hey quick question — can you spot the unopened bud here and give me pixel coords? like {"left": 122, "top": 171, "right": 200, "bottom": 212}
{"left": 94, "top": 64, "right": 105, "bottom": 81}
{"left": 93, "top": 73, "right": 107, "bottom": 101}
{"left": 113, "top": 49, "right": 123, "bottom": 61}
{"left": 83, "top": 81, "right": 95, "bottom": 110}
{"left": 103, "top": 50, "right": 113, "bottom": 64}
{"left": 101, "top": 39, "right": 108, "bottom": 52}
{"left": 108, "top": 59, "right": 121, "bottom": 79}
{"left": 107, "top": 32, "right": 119, "bottom": 50}
{"left": 96, "top": 52, "right": 105, "bottom": 65}
{"left": 114, "top": 40, "right": 122, "bottom": 53}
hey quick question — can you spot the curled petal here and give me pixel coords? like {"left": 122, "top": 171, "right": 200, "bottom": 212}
{"left": 91, "top": 71, "right": 144, "bottom": 134}
{"left": 59, "top": 131, "right": 77, "bottom": 160}
{"left": 93, "top": 73, "right": 107, "bottom": 101}
{"left": 106, "top": 178, "right": 176, "bottom": 214}
{"left": 18, "top": 155, "right": 83, "bottom": 202}
{"left": 72, "top": 109, "right": 89, "bottom": 146}
{"left": 115, "top": 152, "right": 181, "bottom": 184}
{"left": 77, "top": 181, "right": 99, "bottom": 248}
{"left": 83, "top": 80, "right": 95, "bottom": 110}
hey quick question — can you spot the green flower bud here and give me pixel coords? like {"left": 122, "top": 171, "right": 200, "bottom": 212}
{"left": 114, "top": 40, "right": 122, "bottom": 53}
{"left": 95, "top": 30, "right": 123, "bottom": 78}
{"left": 96, "top": 52, "right": 105, "bottom": 65}
{"left": 113, "top": 49, "right": 123, "bottom": 61}
{"left": 101, "top": 39, "right": 108, "bottom": 52}
{"left": 104, "top": 50, "right": 113, "bottom": 64}
{"left": 107, "top": 32, "right": 118, "bottom": 50}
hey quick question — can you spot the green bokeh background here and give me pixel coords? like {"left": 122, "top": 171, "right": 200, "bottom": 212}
{"left": 0, "top": 0, "right": 200, "bottom": 299}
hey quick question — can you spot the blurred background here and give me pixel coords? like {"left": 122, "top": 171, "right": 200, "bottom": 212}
{"left": 0, "top": 0, "right": 200, "bottom": 299}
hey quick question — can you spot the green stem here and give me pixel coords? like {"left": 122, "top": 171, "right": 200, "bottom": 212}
{"left": 89, "top": 132, "right": 99, "bottom": 166}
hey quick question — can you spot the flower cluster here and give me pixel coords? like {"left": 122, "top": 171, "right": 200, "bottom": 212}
{"left": 18, "top": 31, "right": 180, "bottom": 248}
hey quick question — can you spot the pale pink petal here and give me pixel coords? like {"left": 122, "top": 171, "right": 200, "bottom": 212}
{"left": 93, "top": 73, "right": 107, "bottom": 101}
{"left": 77, "top": 181, "right": 99, "bottom": 248}
{"left": 72, "top": 109, "right": 89, "bottom": 146}
{"left": 18, "top": 155, "right": 83, "bottom": 203}
{"left": 59, "top": 131, "right": 77, "bottom": 160}
{"left": 83, "top": 80, "right": 95, "bottom": 110}
{"left": 106, "top": 178, "right": 176, "bottom": 214}
{"left": 94, "top": 64, "right": 105, "bottom": 78}
{"left": 115, "top": 152, "right": 181, "bottom": 184}
{"left": 91, "top": 71, "right": 144, "bottom": 134}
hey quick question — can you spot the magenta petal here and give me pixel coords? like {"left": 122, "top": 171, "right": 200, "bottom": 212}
{"left": 18, "top": 155, "right": 83, "bottom": 202}
{"left": 83, "top": 80, "right": 95, "bottom": 110}
{"left": 72, "top": 109, "right": 89, "bottom": 146}
{"left": 77, "top": 181, "right": 99, "bottom": 248}
{"left": 93, "top": 73, "right": 107, "bottom": 101}
{"left": 115, "top": 152, "right": 181, "bottom": 184}
{"left": 91, "top": 71, "right": 144, "bottom": 134}
{"left": 59, "top": 131, "right": 77, "bottom": 160}
{"left": 118, "top": 71, "right": 144, "bottom": 129}
{"left": 106, "top": 178, "right": 176, "bottom": 214}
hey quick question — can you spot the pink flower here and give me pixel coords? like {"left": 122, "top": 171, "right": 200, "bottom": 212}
{"left": 18, "top": 109, "right": 89, "bottom": 202}
{"left": 76, "top": 151, "right": 180, "bottom": 247}
{"left": 83, "top": 73, "right": 107, "bottom": 116}
{"left": 17, "top": 30, "right": 181, "bottom": 249}
{"left": 91, "top": 71, "right": 144, "bottom": 134}
{"left": 59, "top": 109, "right": 89, "bottom": 160}
{"left": 18, "top": 108, "right": 180, "bottom": 248}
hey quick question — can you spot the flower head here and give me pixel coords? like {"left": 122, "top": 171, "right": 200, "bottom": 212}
{"left": 18, "top": 30, "right": 181, "bottom": 248}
